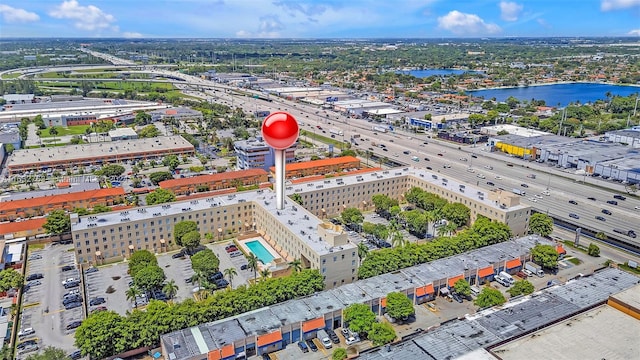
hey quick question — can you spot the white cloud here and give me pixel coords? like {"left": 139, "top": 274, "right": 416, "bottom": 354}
{"left": 123, "top": 32, "right": 143, "bottom": 38}
{"left": 628, "top": 29, "right": 640, "bottom": 36}
{"left": 0, "top": 4, "right": 39, "bottom": 23}
{"left": 537, "top": 18, "right": 551, "bottom": 29}
{"left": 437, "top": 10, "right": 501, "bottom": 35}
{"left": 499, "top": 1, "right": 523, "bottom": 21}
{"left": 601, "top": 0, "right": 640, "bottom": 11}
{"left": 49, "top": 0, "right": 116, "bottom": 31}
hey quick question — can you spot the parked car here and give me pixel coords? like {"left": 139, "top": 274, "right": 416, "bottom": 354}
{"left": 64, "top": 281, "right": 80, "bottom": 289}
{"left": 297, "top": 341, "right": 309, "bottom": 353}
{"left": 62, "top": 278, "right": 78, "bottom": 286}
{"left": 91, "top": 306, "right": 107, "bottom": 313}
{"left": 451, "top": 293, "right": 463, "bottom": 303}
{"left": 69, "top": 350, "right": 83, "bottom": 360}
{"left": 89, "top": 297, "right": 106, "bottom": 306}
{"left": 28, "top": 254, "right": 42, "bottom": 261}
{"left": 65, "top": 302, "right": 82, "bottom": 310}
{"left": 172, "top": 252, "right": 185, "bottom": 259}
{"left": 18, "top": 328, "right": 35, "bottom": 337}
{"left": 516, "top": 271, "right": 528, "bottom": 278}
{"left": 26, "top": 273, "right": 43, "bottom": 281}
{"left": 240, "top": 264, "right": 249, "bottom": 270}
{"left": 66, "top": 321, "right": 82, "bottom": 330}
{"left": 306, "top": 340, "right": 318, "bottom": 352}
{"left": 326, "top": 328, "right": 340, "bottom": 344}
{"left": 85, "top": 267, "right": 99, "bottom": 274}
{"left": 62, "top": 265, "right": 75, "bottom": 272}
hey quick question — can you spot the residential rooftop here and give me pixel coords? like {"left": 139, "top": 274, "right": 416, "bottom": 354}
{"left": 268, "top": 156, "right": 359, "bottom": 173}
{"left": 0, "top": 188, "right": 124, "bottom": 213}
{"left": 159, "top": 169, "right": 268, "bottom": 189}
{"left": 8, "top": 135, "right": 194, "bottom": 167}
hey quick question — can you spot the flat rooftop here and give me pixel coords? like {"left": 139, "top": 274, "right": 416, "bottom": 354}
{"left": 8, "top": 135, "right": 193, "bottom": 167}
{"left": 538, "top": 140, "right": 629, "bottom": 162}
{"left": 490, "top": 304, "right": 640, "bottom": 360}
{"left": 597, "top": 153, "right": 640, "bottom": 171}
{"left": 483, "top": 124, "right": 551, "bottom": 137}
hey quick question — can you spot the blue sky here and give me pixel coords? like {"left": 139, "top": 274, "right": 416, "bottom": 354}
{"left": 0, "top": 0, "right": 639, "bottom": 38}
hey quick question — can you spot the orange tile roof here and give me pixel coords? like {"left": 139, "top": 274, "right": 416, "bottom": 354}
{"left": 506, "top": 258, "right": 522, "bottom": 269}
{"left": 256, "top": 330, "right": 282, "bottom": 347}
{"left": 269, "top": 156, "right": 359, "bottom": 173}
{"left": 448, "top": 275, "right": 464, "bottom": 287}
{"left": 0, "top": 188, "right": 125, "bottom": 213}
{"left": 477, "top": 266, "right": 495, "bottom": 278}
{"left": 302, "top": 317, "right": 325, "bottom": 333}
{"left": 159, "top": 169, "right": 268, "bottom": 189}
{"left": 0, "top": 218, "right": 47, "bottom": 234}
{"left": 289, "top": 167, "right": 381, "bottom": 185}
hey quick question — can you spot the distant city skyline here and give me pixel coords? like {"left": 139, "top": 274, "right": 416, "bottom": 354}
{"left": 0, "top": 0, "right": 639, "bottom": 39}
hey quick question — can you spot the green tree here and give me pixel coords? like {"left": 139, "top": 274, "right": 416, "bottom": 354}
{"left": 453, "top": 279, "right": 472, "bottom": 298}
{"left": 182, "top": 230, "right": 201, "bottom": 251}
{"left": 48, "top": 126, "right": 59, "bottom": 137}
{"left": 190, "top": 249, "right": 220, "bottom": 278}
{"left": 163, "top": 279, "right": 179, "bottom": 300}
{"left": 148, "top": 171, "right": 174, "bottom": 185}
{"left": 341, "top": 207, "right": 363, "bottom": 226}
{"left": 288, "top": 259, "right": 303, "bottom": 273}
{"left": 357, "top": 242, "right": 369, "bottom": 265}
{"left": 127, "top": 250, "right": 158, "bottom": 278}
{"left": 0, "top": 268, "right": 24, "bottom": 292}
{"left": 134, "top": 111, "right": 152, "bottom": 125}
{"left": 343, "top": 303, "right": 376, "bottom": 336}
{"left": 96, "top": 164, "right": 125, "bottom": 177}
{"left": 531, "top": 244, "right": 559, "bottom": 269}
{"left": 43, "top": 209, "right": 71, "bottom": 239}
{"left": 367, "top": 322, "right": 396, "bottom": 346}
{"left": 474, "top": 287, "right": 506, "bottom": 308}
{"left": 4, "top": 143, "right": 14, "bottom": 154}
{"left": 441, "top": 202, "right": 471, "bottom": 227}
{"left": 145, "top": 188, "right": 176, "bottom": 205}
{"left": 91, "top": 204, "right": 111, "bottom": 214}
{"left": 529, "top": 213, "right": 553, "bottom": 236}
{"left": 133, "top": 265, "right": 166, "bottom": 293}
{"left": 137, "top": 124, "right": 161, "bottom": 138}
{"left": 260, "top": 268, "right": 271, "bottom": 280}
{"left": 25, "top": 346, "right": 68, "bottom": 360}
{"left": 74, "top": 310, "right": 127, "bottom": 360}
{"left": 587, "top": 243, "right": 600, "bottom": 257}
{"left": 247, "top": 253, "right": 259, "bottom": 282}
{"left": 385, "top": 292, "right": 414, "bottom": 320}
{"left": 507, "top": 280, "right": 535, "bottom": 297}
{"left": 125, "top": 286, "right": 142, "bottom": 308}
{"left": 332, "top": 347, "right": 347, "bottom": 360}
{"left": 290, "top": 193, "right": 304, "bottom": 205}
{"left": 162, "top": 154, "right": 180, "bottom": 171}
{"left": 223, "top": 268, "right": 237, "bottom": 288}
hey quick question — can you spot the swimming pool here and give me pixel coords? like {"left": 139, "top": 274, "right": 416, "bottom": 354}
{"left": 245, "top": 240, "right": 275, "bottom": 264}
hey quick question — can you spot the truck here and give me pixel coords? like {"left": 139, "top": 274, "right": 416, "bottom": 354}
{"left": 254, "top": 110, "right": 270, "bottom": 118}
{"left": 317, "top": 329, "right": 332, "bottom": 349}
{"left": 613, "top": 228, "right": 637, "bottom": 238}
{"left": 372, "top": 126, "right": 387, "bottom": 133}
{"left": 329, "top": 128, "right": 343, "bottom": 136}
{"left": 525, "top": 262, "right": 545, "bottom": 277}
{"left": 512, "top": 188, "right": 526, "bottom": 196}
{"left": 496, "top": 271, "right": 515, "bottom": 286}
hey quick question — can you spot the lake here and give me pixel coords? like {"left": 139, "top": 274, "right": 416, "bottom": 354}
{"left": 466, "top": 83, "right": 639, "bottom": 107}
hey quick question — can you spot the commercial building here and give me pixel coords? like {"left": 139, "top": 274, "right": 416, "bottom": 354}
{"left": 481, "top": 124, "right": 551, "bottom": 137}
{"left": 0, "top": 125, "right": 22, "bottom": 150}
{"left": 360, "top": 268, "right": 639, "bottom": 360}
{"left": 269, "top": 156, "right": 360, "bottom": 180}
{"left": 0, "top": 188, "right": 125, "bottom": 222}
{"left": 489, "top": 134, "right": 574, "bottom": 159}
{"left": 605, "top": 127, "right": 640, "bottom": 148}
{"left": 234, "top": 138, "right": 296, "bottom": 172}
{"left": 108, "top": 128, "right": 138, "bottom": 141}
{"left": 593, "top": 155, "right": 640, "bottom": 184}
{"left": 148, "top": 107, "right": 203, "bottom": 121}
{"left": 159, "top": 235, "right": 596, "bottom": 360}
{"left": 409, "top": 113, "right": 470, "bottom": 130}
{"left": 159, "top": 169, "right": 269, "bottom": 196}
{"left": 536, "top": 139, "right": 629, "bottom": 171}
{"left": 7, "top": 135, "right": 194, "bottom": 175}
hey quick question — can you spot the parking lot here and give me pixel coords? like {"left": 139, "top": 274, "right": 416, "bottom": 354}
{"left": 19, "top": 243, "right": 82, "bottom": 358}
{"left": 205, "top": 242, "right": 253, "bottom": 289}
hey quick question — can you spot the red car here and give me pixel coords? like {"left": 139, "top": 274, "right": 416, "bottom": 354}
{"left": 516, "top": 271, "right": 528, "bottom": 279}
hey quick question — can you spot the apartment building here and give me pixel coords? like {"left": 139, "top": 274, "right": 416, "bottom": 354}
{"left": 159, "top": 169, "right": 269, "bottom": 196}
{"left": 7, "top": 136, "right": 194, "bottom": 175}
{"left": 234, "top": 138, "right": 296, "bottom": 172}
{"left": 0, "top": 188, "right": 125, "bottom": 222}
{"left": 269, "top": 156, "right": 360, "bottom": 179}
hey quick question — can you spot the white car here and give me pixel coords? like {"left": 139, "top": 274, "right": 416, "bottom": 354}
{"left": 345, "top": 336, "right": 360, "bottom": 345}
{"left": 495, "top": 175, "right": 502, "bottom": 180}
{"left": 523, "top": 269, "right": 534, "bottom": 277}
{"left": 62, "top": 278, "right": 78, "bottom": 286}
{"left": 528, "top": 198, "right": 538, "bottom": 203}
{"left": 535, "top": 194, "right": 543, "bottom": 199}
{"left": 484, "top": 165, "right": 493, "bottom": 170}
{"left": 18, "top": 328, "right": 35, "bottom": 337}
{"left": 476, "top": 173, "right": 485, "bottom": 179}
{"left": 635, "top": 206, "right": 640, "bottom": 210}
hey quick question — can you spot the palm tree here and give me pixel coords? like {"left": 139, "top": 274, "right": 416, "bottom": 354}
{"left": 163, "top": 280, "right": 179, "bottom": 300}
{"left": 424, "top": 210, "right": 437, "bottom": 238}
{"left": 443, "top": 222, "right": 458, "bottom": 237}
{"left": 223, "top": 268, "right": 237, "bottom": 288}
{"left": 436, "top": 224, "right": 450, "bottom": 238}
{"left": 259, "top": 268, "right": 271, "bottom": 280}
{"left": 125, "top": 286, "right": 142, "bottom": 308}
{"left": 288, "top": 259, "right": 303, "bottom": 273}
{"left": 391, "top": 231, "right": 406, "bottom": 248}
{"left": 357, "top": 242, "right": 369, "bottom": 265}
{"left": 247, "top": 253, "right": 259, "bottom": 282}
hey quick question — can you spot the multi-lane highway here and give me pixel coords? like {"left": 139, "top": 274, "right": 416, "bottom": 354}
{"left": 5, "top": 52, "right": 639, "bottom": 253}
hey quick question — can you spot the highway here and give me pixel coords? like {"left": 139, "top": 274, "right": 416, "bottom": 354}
{"left": 5, "top": 51, "right": 639, "bottom": 253}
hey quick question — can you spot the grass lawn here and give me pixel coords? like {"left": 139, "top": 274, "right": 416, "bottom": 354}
{"left": 567, "top": 257, "right": 582, "bottom": 265}
{"left": 300, "top": 130, "right": 350, "bottom": 148}
{"left": 40, "top": 125, "right": 90, "bottom": 137}
{"left": 1, "top": 72, "right": 21, "bottom": 79}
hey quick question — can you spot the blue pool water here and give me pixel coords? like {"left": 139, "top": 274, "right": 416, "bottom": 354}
{"left": 245, "top": 240, "right": 275, "bottom": 264}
